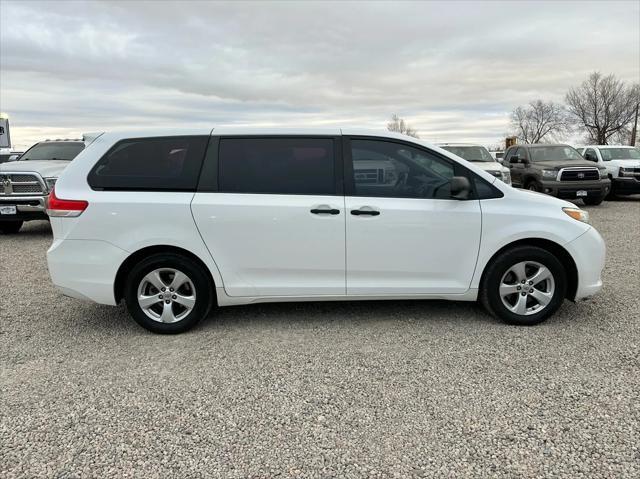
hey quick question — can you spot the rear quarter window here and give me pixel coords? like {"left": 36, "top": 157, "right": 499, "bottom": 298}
{"left": 218, "top": 137, "right": 336, "bottom": 195}
{"left": 88, "top": 136, "right": 209, "bottom": 191}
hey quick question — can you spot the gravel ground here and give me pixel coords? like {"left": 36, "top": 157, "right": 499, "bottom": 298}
{"left": 1, "top": 197, "right": 639, "bottom": 478}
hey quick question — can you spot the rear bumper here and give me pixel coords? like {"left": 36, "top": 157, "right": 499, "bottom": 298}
{"left": 612, "top": 177, "right": 640, "bottom": 195}
{"left": 539, "top": 179, "right": 611, "bottom": 199}
{"left": 47, "top": 238, "right": 128, "bottom": 305}
{"left": 564, "top": 227, "right": 606, "bottom": 301}
{"left": 0, "top": 195, "right": 48, "bottom": 221}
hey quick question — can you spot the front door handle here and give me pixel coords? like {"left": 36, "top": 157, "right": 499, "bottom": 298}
{"left": 310, "top": 208, "right": 340, "bottom": 215}
{"left": 351, "top": 209, "right": 380, "bottom": 216}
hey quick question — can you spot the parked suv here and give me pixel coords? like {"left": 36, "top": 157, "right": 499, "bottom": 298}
{"left": 438, "top": 143, "right": 511, "bottom": 185}
{"left": 577, "top": 145, "right": 640, "bottom": 197}
{"left": 47, "top": 129, "right": 605, "bottom": 334}
{"left": 504, "top": 144, "right": 610, "bottom": 205}
{"left": 0, "top": 139, "right": 85, "bottom": 233}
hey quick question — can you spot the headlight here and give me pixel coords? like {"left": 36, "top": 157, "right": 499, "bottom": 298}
{"left": 44, "top": 177, "right": 57, "bottom": 191}
{"left": 501, "top": 170, "right": 511, "bottom": 185}
{"left": 619, "top": 167, "right": 635, "bottom": 177}
{"left": 599, "top": 169, "right": 608, "bottom": 179}
{"left": 562, "top": 207, "right": 590, "bottom": 224}
{"left": 541, "top": 169, "right": 557, "bottom": 179}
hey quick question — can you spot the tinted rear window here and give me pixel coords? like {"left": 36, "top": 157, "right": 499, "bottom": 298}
{"left": 88, "top": 136, "right": 208, "bottom": 190}
{"left": 21, "top": 142, "right": 84, "bottom": 161}
{"left": 218, "top": 138, "right": 335, "bottom": 195}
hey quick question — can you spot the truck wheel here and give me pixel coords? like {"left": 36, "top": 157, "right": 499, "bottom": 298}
{"left": 0, "top": 220, "right": 23, "bottom": 234}
{"left": 526, "top": 180, "right": 542, "bottom": 193}
{"left": 583, "top": 196, "right": 604, "bottom": 206}
{"left": 480, "top": 246, "right": 567, "bottom": 326}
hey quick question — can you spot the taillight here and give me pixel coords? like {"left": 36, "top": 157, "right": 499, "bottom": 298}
{"left": 46, "top": 187, "right": 88, "bottom": 217}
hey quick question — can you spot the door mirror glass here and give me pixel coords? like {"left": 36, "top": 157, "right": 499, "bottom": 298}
{"left": 509, "top": 155, "right": 521, "bottom": 164}
{"left": 7, "top": 154, "right": 19, "bottom": 162}
{"left": 450, "top": 176, "right": 471, "bottom": 200}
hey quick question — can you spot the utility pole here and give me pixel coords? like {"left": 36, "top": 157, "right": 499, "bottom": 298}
{"left": 631, "top": 103, "right": 638, "bottom": 146}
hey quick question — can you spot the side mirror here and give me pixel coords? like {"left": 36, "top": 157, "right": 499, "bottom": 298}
{"left": 7, "top": 154, "right": 19, "bottom": 162}
{"left": 509, "top": 155, "right": 520, "bottom": 163}
{"left": 450, "top": 176, "right": 471, "bottom": 200}
{"left": 585, "top": 153, "right": 597, "bottom": 162}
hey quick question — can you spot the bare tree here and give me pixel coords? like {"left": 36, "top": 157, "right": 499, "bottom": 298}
{"left": 387, "top": 114, "right": 420, "bottom": 138}
{"left": 510, "top": 100, "right": 569, "bottom": 144}
{"left": 565, "top": 72, "right": 639, "bottom": 145}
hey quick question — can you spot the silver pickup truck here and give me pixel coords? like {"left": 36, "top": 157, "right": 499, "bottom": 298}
{"left": 0, "top": 139, "right": 85, "bottom": 233}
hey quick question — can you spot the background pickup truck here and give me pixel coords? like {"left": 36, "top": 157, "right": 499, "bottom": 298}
{"left": 503, "top": 143, "right": 610, "bottom": 205}
{"left": 578, "top": 145, "right": 640, "bottom": 197}
{"left": 0, "top": 139, "right": 85, "bottom": 233}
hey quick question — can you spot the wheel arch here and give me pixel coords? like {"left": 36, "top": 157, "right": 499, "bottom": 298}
{"left": 478, "top": 238, "right": 578, "bottom": 301}
{"left": 522, "top": 175, "right": 540, "bottom": 188}
{"left": 114, "top": 245, "right": 217, "bottom": 305}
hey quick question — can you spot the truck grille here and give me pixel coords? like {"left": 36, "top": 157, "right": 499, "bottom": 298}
{"left": 0, "top": 173, "right": 45, "bottom": 196}
{"left": 559, "top": 168, "right": 599, "bottom": 181}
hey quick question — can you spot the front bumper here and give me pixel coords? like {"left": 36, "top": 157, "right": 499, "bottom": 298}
{"left": 564, "top": 226, "right": 606, "bottom": 301}
{"left": 0, "top": 195, "right": 48, "bottom": 221}
{"left": 612, "top": 177, "right": 640, "bottom": 195}
{"left": 539, "top": 179, "right": 611, "bottom": 200}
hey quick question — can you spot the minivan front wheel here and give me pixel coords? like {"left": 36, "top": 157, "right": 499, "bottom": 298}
{"left": 124, "top": 253, "right": 212, "bottom": 334}
{"left": 480, "top": 246, "right": 567, "bottom": 326}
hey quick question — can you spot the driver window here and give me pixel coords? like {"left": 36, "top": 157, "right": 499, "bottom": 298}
{"left": 350, "top": 139, "right": 454, "bottom": 199}
{"left": 585, "top": 148, "right": 598, "bottom": 161}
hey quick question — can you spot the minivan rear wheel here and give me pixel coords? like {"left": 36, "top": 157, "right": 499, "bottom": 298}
{"left": 124, "top": 253, "right": 212, "bottom": 334}
{"left": 480, "top": 246, "right": 567, "bottom": 326}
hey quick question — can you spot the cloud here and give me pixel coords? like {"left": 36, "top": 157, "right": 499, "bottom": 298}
{"left": 1, "top": 0, "right": 638, "bottom": 149}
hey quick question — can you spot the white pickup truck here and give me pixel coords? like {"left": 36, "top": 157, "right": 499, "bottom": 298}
{"left": 577, "top": 145, "right": 640, "bottom": 197}
{"left": 0, "top": 139, "right": 85, "bottom": 233}
{"left": 437, "top": 143, "right": 512, "bottom": 185}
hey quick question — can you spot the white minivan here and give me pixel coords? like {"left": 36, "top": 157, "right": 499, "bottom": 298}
{"left": 46, "top": 128, "right": 605, "bottom": 333}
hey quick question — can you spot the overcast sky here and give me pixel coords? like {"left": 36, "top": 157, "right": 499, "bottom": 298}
{"left": 1, "top": 0, "right": 638, "bottom": 150}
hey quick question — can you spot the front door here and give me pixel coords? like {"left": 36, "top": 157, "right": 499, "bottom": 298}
{"left": 344, "top": 138, "right": 481, "bottom": 295}
{"left": 508, "top": 147, "right": 528, "bottom": 187}
{"left": 191, "top": 136, "right": 346, "bottom": 297}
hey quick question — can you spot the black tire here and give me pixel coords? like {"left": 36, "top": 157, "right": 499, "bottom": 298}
{"left": 0, "top": 220, "right": 23, "bottom": 234}
{"left": 582, "top": 196, "right": 605, "bottom": 206}
{"left": 526, "top": 180, "right": 542, "bottom": 193}
{"left": 480, "top": 246, "right": 567, "bottom": 326}
{"left": 123, "top": 253, "right": 213, "bottom": 334}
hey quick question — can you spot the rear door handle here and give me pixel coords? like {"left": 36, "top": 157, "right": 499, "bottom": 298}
{"left": 310, "top": 208, "right": 340, "bottom": 215}
{"left": 351, "top": 209, "right": 380, "bottom": 216}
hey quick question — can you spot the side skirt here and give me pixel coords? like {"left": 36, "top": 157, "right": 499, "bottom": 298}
{"left": 215, "top": 287, "right": 479, "bottom": 307}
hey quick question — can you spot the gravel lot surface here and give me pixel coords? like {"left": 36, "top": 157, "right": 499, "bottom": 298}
{"left": 1, "top": 197, "right": 639, "bottom": 478}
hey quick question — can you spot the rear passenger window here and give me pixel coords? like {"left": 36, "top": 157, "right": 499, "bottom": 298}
{"left": 218, "top": 138, "right": 335, "bottom": 195}
{"left": 88, "top": 136, "right": 208, "bottom": 191}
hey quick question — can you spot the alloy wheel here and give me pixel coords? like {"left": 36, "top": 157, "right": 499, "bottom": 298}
{"left": 137, "top": 268, "right": 197, "bottom": 323}
{"left": 499, "top": 261, "right": 555, "bottom": 316}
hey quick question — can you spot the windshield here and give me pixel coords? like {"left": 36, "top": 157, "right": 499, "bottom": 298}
{"left": 529, "top": 146, "right": 584, "bottom": 162}
{"left": 20, "top": 143, "right": 84, "bottom": 161}
{"left": 600, "top": 148, "right": 640, "bottom": 161}
{"left": 442, "top": 146, "right": 495, "bottom": 162}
